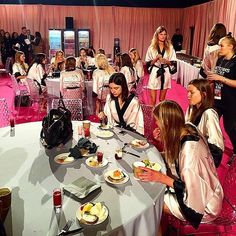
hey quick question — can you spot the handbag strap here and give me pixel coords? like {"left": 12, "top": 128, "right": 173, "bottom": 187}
{"left": 58, "top": 92, "right": 66, "bottom": 110}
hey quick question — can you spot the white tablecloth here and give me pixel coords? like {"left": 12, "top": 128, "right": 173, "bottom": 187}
{"left": 0, "top": 121, "right": 166, "bottom": 236}
{"left": 46, "top": 78, "right": 94, "bottom": 116}
{"left": 172, "top": 59, "right": 200, "bottom": 88}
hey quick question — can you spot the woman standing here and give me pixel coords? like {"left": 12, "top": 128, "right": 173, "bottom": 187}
{"left": 32, "top": 31, "right": 43, "bottom": 56}
{"left": 12, "top": 51, "right": 29, "bottom": 83}
{"left": 98, "top": 73, "right": 144, "bottom": 135}
{"left": 208, "top": 34, "right": 236, "bottom": 165}
{"left": 200, "top": 23, "right": 226, "bottom": 78}
{"left": 138, "top": 100, "right": 223, "bottom": 230}
{"left": 145, "top": 26, "right": 176, "bottom": 105}
{"left": 60, "top": 56, "right": 85, "bottom": 99}
{"left": 129, "top": 48, "right": 144, "bottom": 80}
{"left": 185, "top": 79, "right": 224, "bottom": 167}
{"left": 92, "top": 53, "right": 115, "bottom": 115}
{"left": 120, "top": 53, "right": 138, "bottom": 91}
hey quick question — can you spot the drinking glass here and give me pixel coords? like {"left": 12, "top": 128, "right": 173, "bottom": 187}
{"left": 53, "top": 188, "right": 62, "bottom": 212}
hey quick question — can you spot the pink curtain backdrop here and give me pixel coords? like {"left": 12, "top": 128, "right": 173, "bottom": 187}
{"left": 0, "top": 0, "right": 235, "bottom": 59}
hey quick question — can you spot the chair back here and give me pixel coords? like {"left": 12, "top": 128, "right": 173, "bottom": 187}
{"left": 214, "top": 157, "right": 236, "bottom": 225}
{"left": 5, "top": 57, "right": 12, "bottom": 73}
{"left": 26, "top": 78, "right": 40, "bottom": 101}
{"left": 0, "top": 98, "right": 10, "bottom": 128}
{"left": 52, "top": 98, "right": 83, "bottom": 121}
{"left": 140, "top": 103, "right": 155, "bottom": 143}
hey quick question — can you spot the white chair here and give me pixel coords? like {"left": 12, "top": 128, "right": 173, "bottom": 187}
{"left": 52, "top": 98, "right": 83, "bottom": 121}
{"left": 26, "top": 78, "right": 45, "bottom": 120}
{"left": 0, "top": 98, "right": 10, "bottom": 128}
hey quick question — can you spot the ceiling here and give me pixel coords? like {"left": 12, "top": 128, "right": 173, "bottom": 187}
{"left": 0, "top": 0, "right": 212, "bottom": 8}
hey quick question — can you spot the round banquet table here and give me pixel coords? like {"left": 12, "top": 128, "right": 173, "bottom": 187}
{"left": 0, "top": 121, "right": 166, "bottom": 236}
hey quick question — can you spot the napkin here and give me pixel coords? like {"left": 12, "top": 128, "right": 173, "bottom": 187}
{"left": 68, "top": 138, "right": 98, "bottom": 159}
{"left": 63, "top": 177, "right": 101, "bottom": 200}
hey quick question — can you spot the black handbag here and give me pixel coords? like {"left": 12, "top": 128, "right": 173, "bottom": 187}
{"left": 14, "top": 95, "right": 31, "bottom": 107}
{"left": 40, "top": 96, "right": 73, "bottom": 149}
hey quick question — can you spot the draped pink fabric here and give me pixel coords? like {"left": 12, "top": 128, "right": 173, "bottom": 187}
{"left": 0, "top": 0, "right": 235, "bottom": 59}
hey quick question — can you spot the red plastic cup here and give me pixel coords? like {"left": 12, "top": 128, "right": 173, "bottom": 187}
{"left": 10, "top": 118, "right": 15, "bottom": 128}
{"left": 97, "top": 152, "right": 103, "bottom": 163}
{"left": 53, "top": 188, "right": 62, "bottom": 208}
{"left": 84, "top": 127, "right": 90, "bottom": 138}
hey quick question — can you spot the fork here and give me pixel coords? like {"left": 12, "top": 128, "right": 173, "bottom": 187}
{"left": 57, "top": 219, "right": 75, "bottom": 236}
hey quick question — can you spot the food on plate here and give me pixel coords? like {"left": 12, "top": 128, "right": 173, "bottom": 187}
{"left": 107, "top": 169, "right": 125, "bottom": 183}
{"left": 80, "top": 202, "right": 107, "bottom": 224}
{"left": 55, "top": 154, "right": 74, "bottom": 164}
{"left": 99, "top": 124, "right": 112, "bottom": 130}
{"left": 142, "top": 159, "right": 161, "bottom": 171}
{"left": 88, "top": 158, "right": 99, "bottom": 167}
{"left": 130, "top": 139, "right": 148, "bottom": 148}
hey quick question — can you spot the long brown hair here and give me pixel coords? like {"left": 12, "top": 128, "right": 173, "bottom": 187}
{"left": 153, "top": 100, "right": 197, "bottom": 164}
{"left": 150, "top": 26, "right": 172, "bottom": 56}
{"left": 188, "top": 79, "right": 214, "bottom": 125}
{"left": 208, "top": 23, "right": 226, "bottom": 46}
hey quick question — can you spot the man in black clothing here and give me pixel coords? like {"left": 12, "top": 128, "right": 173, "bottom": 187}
{"left": 171, "top": 28, "right": 183, "bottom": 52}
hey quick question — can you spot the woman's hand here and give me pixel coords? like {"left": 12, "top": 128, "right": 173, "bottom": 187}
{"left": 98, "top": 111, "right": 106, "bottom": 120}
{"left": 159, "top": 58, "right": 170, "bottom": 65}
{"left": 137, "top": 167, "right": 162, "bottom": 182}
{"left": 153, "top": 127, "right": 161, "bottom": 140}
{"left": 138, "top": 166, "right": 174, "bottom": 187}
{"left": 207, "top": 72, "right": 224, "bottom": 82}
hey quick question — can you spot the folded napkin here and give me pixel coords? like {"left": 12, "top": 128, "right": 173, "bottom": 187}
{"left": 68, "top": 138, "right": 98, "bottom": 159}
{"left": 63, "top": 177, "right": 101, "bottom": 200}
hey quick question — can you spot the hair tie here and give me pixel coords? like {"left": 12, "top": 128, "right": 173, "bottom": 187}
{"left": 227, "top": 32, "right": 232, "bottom": 37}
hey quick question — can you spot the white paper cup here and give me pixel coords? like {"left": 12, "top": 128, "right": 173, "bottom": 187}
{"left": 132, "top": 162, "right": 145, "bottom": 179}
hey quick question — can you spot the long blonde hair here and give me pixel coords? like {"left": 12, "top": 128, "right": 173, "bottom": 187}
{"left": 15, "top": 51, "right": 28, "bottom": 72}
{"left": 150, "top": 26, "right": 172, "bottom": 57}
{"left": 95, "top": 53, "right": 114, "bottom": 75}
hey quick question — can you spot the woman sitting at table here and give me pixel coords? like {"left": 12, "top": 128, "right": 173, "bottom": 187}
{"left": 27, "top": 53, "right": 47, "bottom": 90}
{"left": 185, "top": 78, "right": 224, "bottom": 167}
{"left": 93, "top": 53, "right": 115, "bottom": 115}
{"left": 60, "top": 56, "right": 85, "bottom": 99}
{"left": 120, "top": 53, "right": 138, "bottom": 91}
{"left": 12, "top": 50, "right": 28, "bottom": 84}
{"left": 76, "top": 48, "right": 92, "bottom": 69}
{"left": 98, "top": 72, "right": 144, "bottom": 135}
{"left": 138, "top": 100, "right": 223, "bottom": 231}
{"left": 50, "top": 50, "right": 65, "bottom": 72}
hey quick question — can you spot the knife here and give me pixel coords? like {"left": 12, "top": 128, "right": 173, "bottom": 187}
{"left": 122, "top": 150, "right": 140, "bottom": 158}
{"left": 57, "top": 219, "right": 74, "bottom": 236}
{"left": 62, "top": 227, "right": 84, "bottom": 235}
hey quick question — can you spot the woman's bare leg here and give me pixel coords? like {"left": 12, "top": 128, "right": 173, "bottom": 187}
{"left": 150, "top": 89, "right": 157, "bottom": 106}
{"left": 159, "top": 89, "right": 168, "bottom": 102}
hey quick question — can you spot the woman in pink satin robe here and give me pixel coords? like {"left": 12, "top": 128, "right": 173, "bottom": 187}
{"left": 138, "top": 100, "right": 223, "bottom": 229}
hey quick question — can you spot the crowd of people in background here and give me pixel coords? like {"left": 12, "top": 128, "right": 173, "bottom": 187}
{"left": 0, "top": 22, "right": 236, "bottom": 233}
{"left": 0, "top": 26, "right": 43, "bottom": 67}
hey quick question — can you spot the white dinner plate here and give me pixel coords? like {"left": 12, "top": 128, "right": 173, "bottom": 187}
{"left": 95, "top": 130, "right": 114, "bottom": 139}
{"left": 54, "top": 153, "right": 75, "bottom": 164}
{"left": 76, "top": 202, "right": 109, "bottom": 225}
{"left": 104, "top": 169, "right": 129, "bottom": 185}
{"left": 130, "top": 139, "right": 149, "bottom": 149}
{"left": 85, "top": 156, "right": 108, "bottom": 168}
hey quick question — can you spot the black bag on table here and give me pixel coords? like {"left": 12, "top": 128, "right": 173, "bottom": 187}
{"left": 40, "top": 96, "right": 73, "bottom": 149}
